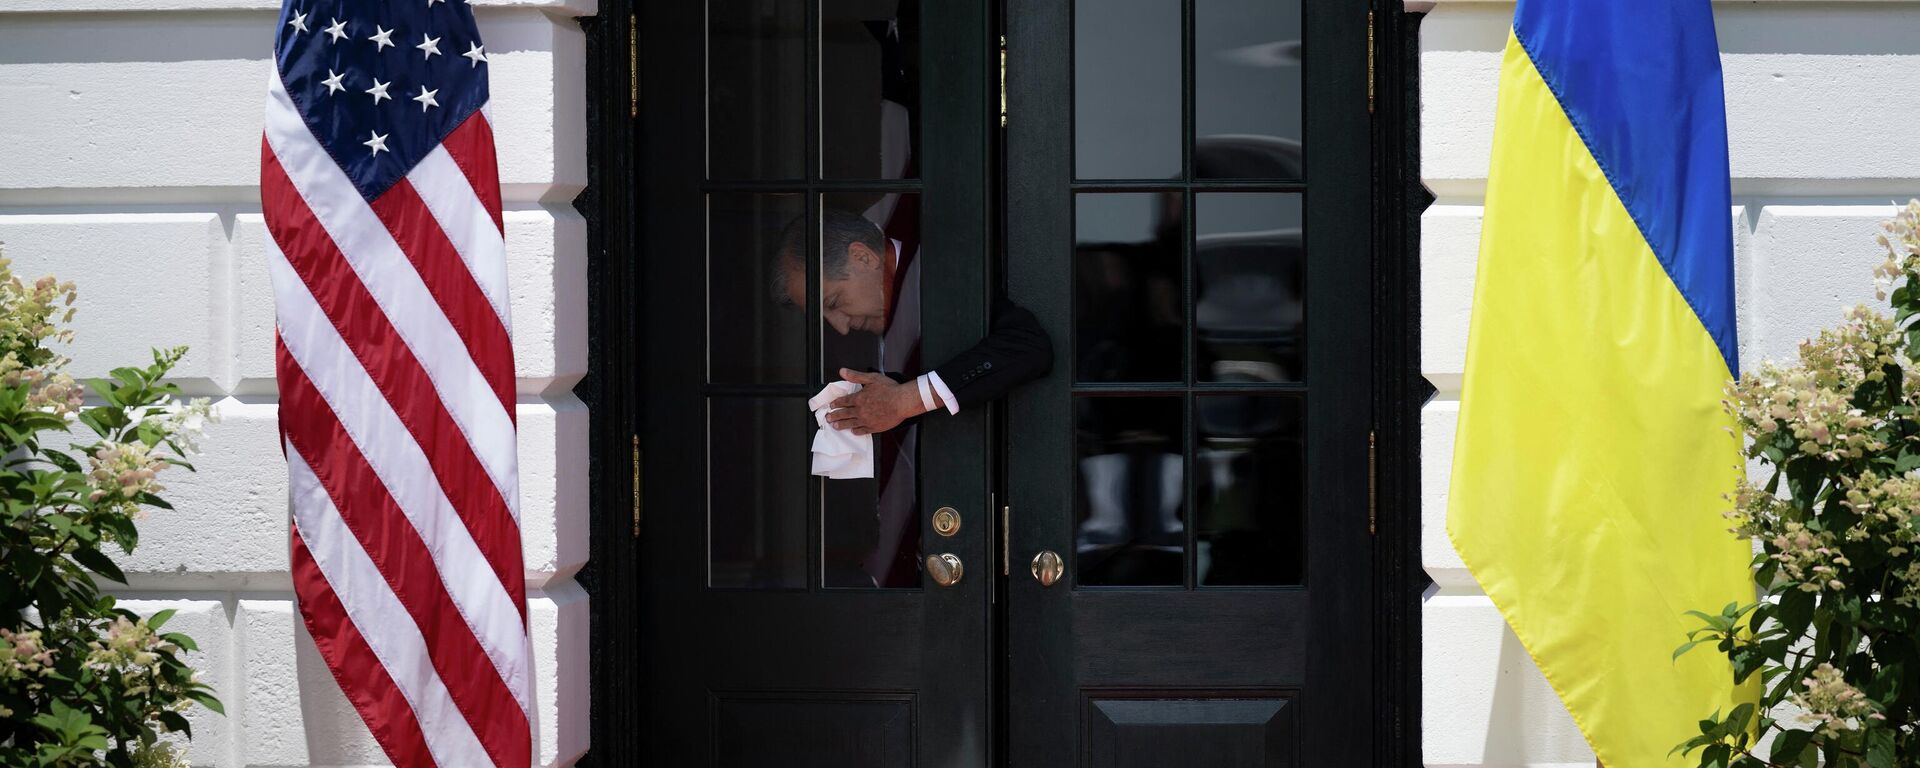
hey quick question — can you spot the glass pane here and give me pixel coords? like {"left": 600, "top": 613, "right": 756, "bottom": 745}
{"left": 1075, "top": 193, "right": 1184, "bottom": 383}
{"left": 709, "top": 193, "right": 808, "bottom": 384}
{"left": 1195, "top": 193, "right": 1303, "bottom": 383}
{"left": 1075, "top": 396, "right": 1186, "bottom": 586}
{"left": 1074, "top": 0, "right": 1181, "bottom": 179}
{"left": 710, "top": 397, "right": 810, "bottom": 588}
{"left": 821, "top": 0, "right": 920, "bottom": 179}
{"left": 1194, "top": 0, "right": 1303, "bottom": 179}
{"left": 1196, "top": 394, "right": 1303, "bottom": 586}
{"left": 816, "top": 191, "right": 922, "bottom": 588}
{"left": 821, "top": 437, "right": 922, "bottom": 588}
{"left": 709, "top": 0, "right": 806, "bottom": 179}
{"left": 817, "top": 192, "right": 922, "bottom": 377}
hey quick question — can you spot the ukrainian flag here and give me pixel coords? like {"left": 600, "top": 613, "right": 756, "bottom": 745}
{"left": 1446, "top": 1, "right": 1753, "bottom": 765}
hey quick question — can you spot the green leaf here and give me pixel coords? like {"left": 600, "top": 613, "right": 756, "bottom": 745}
{"left": 1780, "top": 588, "right": 1816, "bottom": 638}
{"left": 156, "top": 710, "right": 192, "bottom": 738}
{"left": 77, "top": 406, "right": 128, "bottom": 437}
{"left": 1675, "top": 639, "right": 1709, "bottom": 661}
{"left": 147, "top": 607, "right": 176, "bottom": 630}
{"left": 108, "top": 366, "right": 146, "bottom": 390}
{"left": 70, "top": 546, "right": 126, "bottom": 584}
{"left": 161, "top": 631, "right": 198, "bottom": 653}
{"left": 39, "top": 449, "right": 80, "bottom": 474}
{"left": 188, "top": 689, "right": 226, "bottom": 716}
{"left": 85, "top": 377, "right": 122, "bottom": 406}
{"left": 1866, "top": 728, "right": 1895, "bottom": 767}
{"left": 1769, "top": 728, "right": 1812, "bottom": 761}
{"left": 1725, "top": 702, "right": 1754, "bottom": 731}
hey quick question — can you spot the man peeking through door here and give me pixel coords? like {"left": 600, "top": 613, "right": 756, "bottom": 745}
{"left": 769, "top": 205, "right": 1052, "bottom": 587}
{"left": 770, "top": 207, "right": 1052, "bottom": 431}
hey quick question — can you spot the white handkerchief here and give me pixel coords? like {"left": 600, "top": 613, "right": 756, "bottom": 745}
{"left": 809, "top": 381, "right": 873, "bottom": 479}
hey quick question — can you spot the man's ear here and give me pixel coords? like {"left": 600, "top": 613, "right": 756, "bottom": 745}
{"left": 846, "top": 241, "right": 882, "bottom": 271}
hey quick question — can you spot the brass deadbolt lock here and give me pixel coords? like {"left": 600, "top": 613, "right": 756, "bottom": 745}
{"left": 932, "top": 507, "right": 961, "bottom": 537}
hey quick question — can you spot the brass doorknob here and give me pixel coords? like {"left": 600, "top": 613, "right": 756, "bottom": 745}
{"left": 1031, "top": 550, "right": 1064, "bottom": 587}
{"left": 926, "top": 553, "right": 964, "bottom": 587}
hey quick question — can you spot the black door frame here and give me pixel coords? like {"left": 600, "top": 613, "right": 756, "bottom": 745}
{"left": 573, "top": 3, "right": 1433, "bottom": 765}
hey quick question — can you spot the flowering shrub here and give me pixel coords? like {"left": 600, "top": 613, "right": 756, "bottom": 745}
{"left": 0, "top": 249, "right": 221, "bottom": 767}
{"left": 1679, "top": 201, "right": 1920, "bottom": 766}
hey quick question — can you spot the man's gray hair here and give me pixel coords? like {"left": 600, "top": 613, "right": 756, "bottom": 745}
{"left": 769, "top": 209, "right": 886, "bottom": 309}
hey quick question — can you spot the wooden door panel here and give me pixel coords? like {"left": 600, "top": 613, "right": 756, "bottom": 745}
{"left": 1073, "top": 593, "right": 1306, "bottom": 686}
{"left": 713, "top": 693, "right": 916, "bottom": 768}
{"left": 1084, "top": 695, "right": 1297, "bottom": 768}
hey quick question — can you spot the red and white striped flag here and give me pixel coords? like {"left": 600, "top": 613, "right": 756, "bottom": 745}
{"left": 261, "top": 1, "right": 532, "bottom": 764}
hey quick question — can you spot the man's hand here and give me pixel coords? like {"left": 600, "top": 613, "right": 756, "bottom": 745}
{"left": 826, "top": 368, "right": 929, "bottom": 435}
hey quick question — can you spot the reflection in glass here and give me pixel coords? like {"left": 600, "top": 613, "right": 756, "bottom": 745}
{"left": 710, "top": 193, "right": 808, "bottom": 384}
{"left": 710, "top": 397, "right": 809, "bottom": 588}
{"left": 708, "top": 0, "right": 806, "bottom": 179}
{"left": 1196, "top": 193, "right": 1304, "bottom": 383}
{"left": 1195, "top": 0, "right": 1303, "bottom": 179}
{"left": 809, "top": 192, "right": 923, "bottom": 588}
{"left": 1075, "top": 194, "right": 1183, "bottom": 383}
{"left": 1075, "top": 397, "right": 1185, "bottom": 586}
{"left": 821, "top": 1, "right": 920, "bottom": 180}
{"left": 1074, "top": 0, "right": 1181, "bottom": 179}
{"left": 1196, "top": 395, "right": 1303, "bottom": 585}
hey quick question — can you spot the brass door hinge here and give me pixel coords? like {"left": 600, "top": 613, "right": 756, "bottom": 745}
{"left": 1366, "top": 11, "right": 1376, "bottom": 114}
{"left": 631, "top": 433, "right": 642, "bottom": 539}
{"left": 628, "top": 13, "right": 639, "bottom": 119}
{"left": 998, "top": 35, "right": 1008, "bottom": 128}
{"left": 1367, "top": 430, "right": 1378, "bottom": 536}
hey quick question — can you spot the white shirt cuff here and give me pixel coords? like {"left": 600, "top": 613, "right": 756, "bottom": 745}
{"left": 922, "top": 372, "right": 961, "bottom": 415}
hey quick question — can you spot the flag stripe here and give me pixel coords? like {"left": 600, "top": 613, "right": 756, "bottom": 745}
{"left": 290, "top": 529, "right": 438, "bottom": 768}
{"left": 372, "top": 174, "right": 518, "bottom": 426}
{"left": 1512, "top": 0, "right": 1738, "bottom": 373}
{"left": 439, "top": 110, "right": 506, "bottom": 236}
{"left": 368, "top": 174, "right": 522, "bottom": 479}
{"left": 1446, "top": 25, "right": 1751, "bottom": 768}
{"left": 407, "top": 140, "right": 513, "bottom": 332}
{"left": 268, "top": 239, "right": 534, "bottom": 716}
{"left": 280, "top": 358, "right": 532, "bottom": 766}
{"left": 264, "top": 147, "right": 528, "bottom": 609}
{"left": 288, "top": 447, "right": 495, "bottom": 767}
{"left": 265, "top": 71, "right": 522, "bottom": 489}
{"left": 269, "top": 2, "right": 530, "bottom": 763}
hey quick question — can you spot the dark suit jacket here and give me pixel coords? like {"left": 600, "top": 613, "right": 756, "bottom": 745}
{"left": 874, "top": 298, "right": 1051, "bottom": 410}
{"left": 930, "top": 298, "right": 1052, "bottom": 409}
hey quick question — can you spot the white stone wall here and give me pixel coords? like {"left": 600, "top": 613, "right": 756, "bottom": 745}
{"left": 8, "top": 0, "right": 1912, "bottom": 764}
{"left": 1420, "top": 1, "right": 1920, "bottom": 765}
{"left": 0, "top": 1, "right": 592, "bottom": 765}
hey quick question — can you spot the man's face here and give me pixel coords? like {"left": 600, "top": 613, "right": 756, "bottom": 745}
{"left": 781, "top": 240, "right": 892, "bottom": 336}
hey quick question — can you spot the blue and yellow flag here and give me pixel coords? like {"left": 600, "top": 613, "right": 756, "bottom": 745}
{"left": 1447, "top": 1, "right": 1753, "bottom": 764}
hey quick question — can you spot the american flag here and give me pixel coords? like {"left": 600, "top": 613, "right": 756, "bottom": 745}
{"left": 261, "top": 1, "right": 532, "bottom": 765}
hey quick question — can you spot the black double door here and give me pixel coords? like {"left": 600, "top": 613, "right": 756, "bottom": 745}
{"left": 637, "top": 1, "right": 1373, "bottom": 764}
